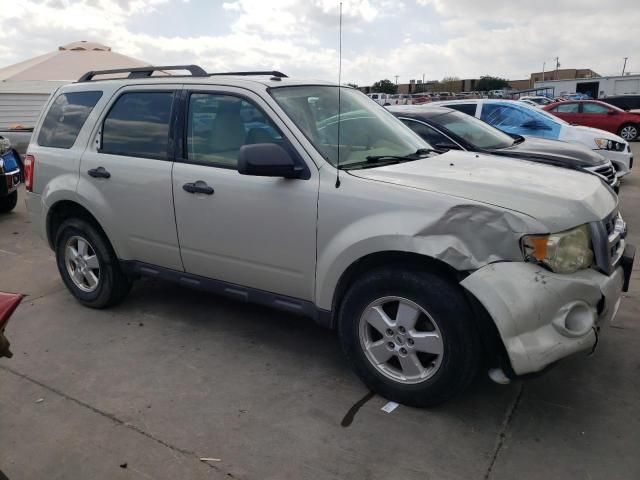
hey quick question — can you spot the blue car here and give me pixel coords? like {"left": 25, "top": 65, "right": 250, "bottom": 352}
{"left": 430, "top": 99, "right": 633, "bottom": 176}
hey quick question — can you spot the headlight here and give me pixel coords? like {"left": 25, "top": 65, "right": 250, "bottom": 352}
{"left": 594, "top": 138, "right": 625, "bottom": 151}
{"left": 521, "top": 225, "right": 593, "bottom": 274}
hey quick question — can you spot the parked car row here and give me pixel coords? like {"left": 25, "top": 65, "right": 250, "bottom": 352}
{"left": 424, "top": 99, "right": 633, "bottom": 176}
{"left": 22, "top": 67, "right": 635, "bottom": 408}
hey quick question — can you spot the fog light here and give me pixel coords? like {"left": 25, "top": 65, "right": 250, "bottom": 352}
{"left": 552, "top": 301, "right": 595, "bottom": 337}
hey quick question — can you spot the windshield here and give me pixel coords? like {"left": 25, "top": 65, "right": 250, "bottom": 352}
{"left": 433, "top": 110, "right": 514, "bottom": 149}
{"left": 270, "top": 86, "right": 426, "bottom": 168}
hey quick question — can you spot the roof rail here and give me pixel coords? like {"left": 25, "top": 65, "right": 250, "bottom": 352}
{"left": 208, "top": 71, "right": 288, "bottom": 78}
{"left": 77, "top": 65, "right": 208, "bottom": 82}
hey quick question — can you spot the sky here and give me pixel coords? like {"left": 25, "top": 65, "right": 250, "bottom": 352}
{"left": 1, "top": 0, "right": 639, "bottom": 86}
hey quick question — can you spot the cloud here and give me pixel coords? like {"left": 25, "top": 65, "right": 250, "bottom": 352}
{"left": 0, "top": 0, "right": 639, "bottom": 86}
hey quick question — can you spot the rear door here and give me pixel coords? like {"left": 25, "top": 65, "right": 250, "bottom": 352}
{"left": 171, "top": 86, "right": 319, "bottom": 301}
{"left": 78, "top": 86, "right": 183, "bottom": 270}
{"left": 548, "top": 102, "right": 581, "bottom": 124}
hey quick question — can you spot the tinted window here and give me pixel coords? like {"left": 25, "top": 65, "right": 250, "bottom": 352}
{"left": 446, "top": 103, "right": 476, "bottom": 116}
{"left": 186, "top": 93, "right": 283, "bottom": 168}
{"left": 553, "top": 103, "right": 579, "bottom": 113}
{"left": 583, "top": 103, "right": 610, "bottom": 114}
{"left": 434, "top": 111, "right": 514, "bottom": 149}
{"left": 38, "top": 91, "right": 102, "bottom": 148}
{"left": 401, "top": 119, "right": 450, "bottom": 147}
{"left": 101, "top": 92, "right": 173, "bottom": 159}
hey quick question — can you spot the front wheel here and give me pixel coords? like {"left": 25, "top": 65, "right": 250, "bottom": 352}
{"left": 338, "top": 267, "right": 481, "bottom": 407}
{"left": 0, "top": 191, "right": 17, "bottom": 213}
{"left": 618, "top": 123, "right": 639, "bottom": 141}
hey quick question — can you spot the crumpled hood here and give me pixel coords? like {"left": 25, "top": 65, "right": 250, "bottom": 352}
{"left": 349, "top": 150, "right": 617, "bottom": 232}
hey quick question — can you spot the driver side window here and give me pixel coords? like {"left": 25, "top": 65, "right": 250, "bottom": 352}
{"left": 401, "top": 119, "right": 450, "bottom": 146}
{"left": 186, "top": 93, "right": 283, "bottom": 168}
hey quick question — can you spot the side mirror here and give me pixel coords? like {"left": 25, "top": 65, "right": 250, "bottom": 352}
{"left": 238, "top": 143, "right": 304, "bottom": 179}
{"left": 434, "top": 141, "right": 461, "bottom": 151}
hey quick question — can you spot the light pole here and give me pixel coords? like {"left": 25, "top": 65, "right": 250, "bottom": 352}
{"left": 622, "top": 57, "right": 628, "bottom": 76}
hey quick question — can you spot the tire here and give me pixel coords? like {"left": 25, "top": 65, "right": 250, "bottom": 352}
{"left": 55, "top": 218, "right": 131, "bottom": 308}
{"left": 0, "top": 190, "right": 17, "bottom": 213}
{"left": 618, "top": 123, "right": 639, "bottom": 141}
{"left": 338, "top": 267, "right": 481, "bottom": 407}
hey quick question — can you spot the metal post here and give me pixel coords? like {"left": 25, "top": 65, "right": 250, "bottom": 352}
{"left": 622, "top": 57, "right": 628, "bottom": 76}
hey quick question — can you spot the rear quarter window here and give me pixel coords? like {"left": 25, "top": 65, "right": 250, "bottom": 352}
{"left": 37, "top": 91, "right": 103, "bottom": 148}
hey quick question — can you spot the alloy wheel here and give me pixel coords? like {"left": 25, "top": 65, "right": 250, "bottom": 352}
{"left": 64, "top": 236, "right": 101, "bottom": 293}
{"left": 620, "top": 125, "right": 638, "bottom": 141}
{"left": 358, "top": 296, "right": 444, "bottom": 384}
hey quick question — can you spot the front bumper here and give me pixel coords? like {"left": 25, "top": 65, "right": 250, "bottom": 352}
{"left": 461, "top": 252, "right": 633, "bottom": 376}
{"left": 601, "top": 148, "right": 632, "bottom": 177}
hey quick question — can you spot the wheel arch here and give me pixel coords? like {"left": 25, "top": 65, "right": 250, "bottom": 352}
{"left": 325, "top": 250, "right": 507, "bottom": 371}
{"left": 46, "top": 200, "right": 119, "bottom": 257}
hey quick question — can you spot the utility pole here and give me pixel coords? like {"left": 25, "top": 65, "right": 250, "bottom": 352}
{"left": 394, "top": 75, "right": 399, "bottom": 85}
{"left": 554, "top": 57, "right": 560, "bottom": 80}
{"left": 542, "top": 62, "right": 545, "bottom": 82}
{"left": 622, "top": 57, "right": 628, "bottom": 76}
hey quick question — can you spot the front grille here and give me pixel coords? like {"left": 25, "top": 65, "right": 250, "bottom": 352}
{"left": 591, "top": 210, "right": 626, "bottom": 274}
{"left": 586, "top": 162, "right": 617, "bottom": 186}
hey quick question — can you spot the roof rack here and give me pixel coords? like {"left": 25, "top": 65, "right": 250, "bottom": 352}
{"left": 208, "top": 71, "right": 288, "bottom": 78}
{"left": 77, "top": 65, "right": 208, "bottom": 82}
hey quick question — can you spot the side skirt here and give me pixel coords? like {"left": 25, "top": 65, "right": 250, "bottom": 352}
{"left": 120, "top": 261, "right": 333, "bottom": 328}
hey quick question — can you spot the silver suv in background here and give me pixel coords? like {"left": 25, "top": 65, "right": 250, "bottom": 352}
{"left": 25, "top": 65, "right": 635, "bottom": 406}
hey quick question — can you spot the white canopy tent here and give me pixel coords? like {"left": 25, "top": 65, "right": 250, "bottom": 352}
{"left": 0, "top": 41, "right": 151, "bottom": 129}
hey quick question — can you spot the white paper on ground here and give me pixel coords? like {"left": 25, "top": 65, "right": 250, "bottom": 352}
{"left": 381, "top": 401, "right": 399, "bottom": 413}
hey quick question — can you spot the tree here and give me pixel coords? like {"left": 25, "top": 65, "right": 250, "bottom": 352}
{"left": 371, "top": 79, "right": 397, "bottom": 94}
{"left": 434, "top": 76, "right": 460, "bottom": 92}
{"left": 476, "top": 75, "right": 510, "bottom": 91}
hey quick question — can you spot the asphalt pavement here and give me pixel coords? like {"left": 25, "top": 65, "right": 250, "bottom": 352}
{"left": 1, "top": 144, "right": 639, "bottom": 480}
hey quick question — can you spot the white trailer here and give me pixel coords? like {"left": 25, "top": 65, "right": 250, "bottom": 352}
{"left": 534, "top": 74, "right": 640, "bottom": 99}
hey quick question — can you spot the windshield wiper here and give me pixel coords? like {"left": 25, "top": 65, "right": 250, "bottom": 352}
{"left": 365, "top": 148, "right": 441, "bottom": 163}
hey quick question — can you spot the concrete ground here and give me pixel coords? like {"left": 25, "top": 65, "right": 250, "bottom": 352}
{"left": 1, "top": 145, "right": 639, "bottom": 480}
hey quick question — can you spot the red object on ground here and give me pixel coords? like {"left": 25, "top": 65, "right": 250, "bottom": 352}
{"left": 0, "top": 292, "right": 23, "bottom": 329}
{"left": 0, "top": 292, "right": 23, "bottom": 358}
{"left": 543, "top": 100, "right": 640, "bottom": 140}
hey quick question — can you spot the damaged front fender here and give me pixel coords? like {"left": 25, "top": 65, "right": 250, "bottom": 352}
{"left": 461, "top": 262, "right": 623, "bottom": 375}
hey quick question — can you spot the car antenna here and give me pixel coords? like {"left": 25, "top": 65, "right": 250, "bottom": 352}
{"left": 335, "top": 1, "right": 343, "bottom": 188}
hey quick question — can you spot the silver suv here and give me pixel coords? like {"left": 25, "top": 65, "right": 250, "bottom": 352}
{"left": 25, "top": 65, "right": 635, "bottom": 406}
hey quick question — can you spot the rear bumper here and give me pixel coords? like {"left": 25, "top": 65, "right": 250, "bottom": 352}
{"left": 461, "top": 258, "right": 631, "bottom": 376}
{"left": 24, "top": 191, "right": 46, "bottom": 241}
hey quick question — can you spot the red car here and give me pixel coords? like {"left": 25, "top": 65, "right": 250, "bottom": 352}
{"left": 543, "top": 100, "right": 640, "bottom": 141}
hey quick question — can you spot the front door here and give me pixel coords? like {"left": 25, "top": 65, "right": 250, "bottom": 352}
{"left": 78, "top": 87, "right": 183, "bottom": 270}
{"left": 172, "top": 87, "right": 319, "bottom": 301}
{"left": 580, "top": 101, "right": 615, "bottom": 132}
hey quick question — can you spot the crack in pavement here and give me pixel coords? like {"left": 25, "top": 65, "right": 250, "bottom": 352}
{"left": 0, "top": 364, "right": 223, "bottom": 474}
{"left": 483, "top": 382, "right": 524, "bottom": 480}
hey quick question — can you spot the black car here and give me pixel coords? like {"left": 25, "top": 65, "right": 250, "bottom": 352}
{"left": 388, "top": 105, "right": 619, "bottom": 190}
{"left": 600, "top": 95, "right": 640, "bottom": 112}
{"left": 0, "top": 137, "right": 22, "bottom": 213}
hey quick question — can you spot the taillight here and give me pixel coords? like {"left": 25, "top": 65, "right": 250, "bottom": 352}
{"left": 24, "top": 154, "right": 35, "bottom": 192}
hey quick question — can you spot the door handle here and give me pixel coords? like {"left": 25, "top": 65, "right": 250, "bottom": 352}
{"left": 88, "top": 167, "right": 111, "bottom": 179}
{"left": 183, "top": 180, "right": 214, "bottom": 195}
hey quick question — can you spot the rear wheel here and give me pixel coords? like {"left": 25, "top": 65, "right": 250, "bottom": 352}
{"left": 338, "top": 267, "right": 481, "bottom": 407}
{"left": 55, "top": 218, "right": 131, "bottom": 308}
{"left": 618, "top": 123, "right": 639, "bottom": 141}
{"left": 0, "top": 191, "right": 17, "bottom": 213}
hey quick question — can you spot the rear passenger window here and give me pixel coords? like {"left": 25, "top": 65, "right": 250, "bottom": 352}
{"left": 38, "top": 91, "right": 102, "bottom": 148}
{"left": 553, "top": 103, "right": 579, "bottom": 113}
{"left": 446, "top": 104, "right": 476, "bottom": 116}
{"left": 101, "top": 92, "right": 173, "bottom": 159}
{"left": 186, "top": 93, "right": 283, "bottom": 168}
